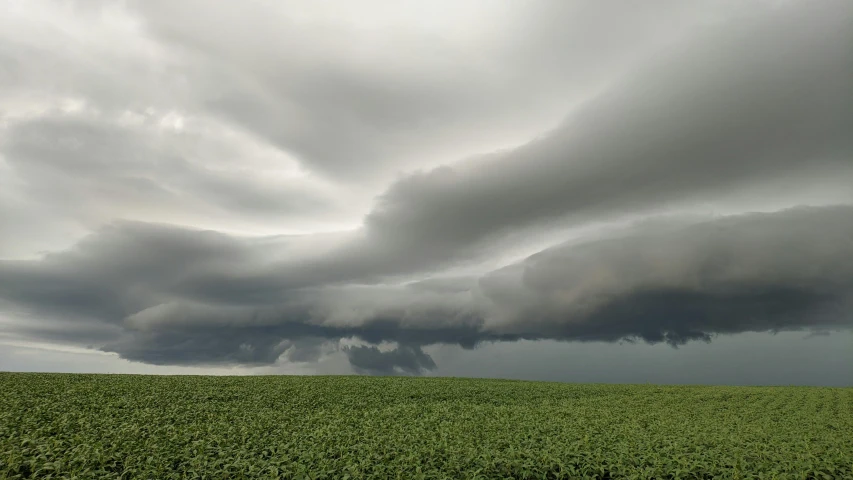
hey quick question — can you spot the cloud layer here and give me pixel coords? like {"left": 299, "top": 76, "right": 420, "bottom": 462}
{"left": 1, "top": 0, "right": 851, "bottom": 375}
{"left": 2, "top": 206, "right": 851, "bottom": 372}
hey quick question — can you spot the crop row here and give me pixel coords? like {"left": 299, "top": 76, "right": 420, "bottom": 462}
{"left": 1, "top": 373, "right": 851, "bottom": 479}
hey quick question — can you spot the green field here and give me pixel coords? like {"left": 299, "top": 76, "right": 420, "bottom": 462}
{"left": 1, "top": 373, "right": 850, "bottom": 479}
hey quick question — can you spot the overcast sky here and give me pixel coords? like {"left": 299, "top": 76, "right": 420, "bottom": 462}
{"left": 1, "top": 0, "right": 851, "bottom": 385}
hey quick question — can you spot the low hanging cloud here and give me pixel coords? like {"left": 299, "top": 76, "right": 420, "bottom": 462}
{"left": 476, "top": 206, "right": 853, "bottom": 343}
{"left": 344, "top": 345, "right": 437, "bottom": 376}
{"left": 1, "top": 206, "right": 851, "bottom": 373}
{"left": 0, "top": 0, "right": 852, "bottom": 375}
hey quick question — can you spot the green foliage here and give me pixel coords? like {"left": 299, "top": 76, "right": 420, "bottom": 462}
{"left": 0, "top": 373, "right": 851, "bottom": 479}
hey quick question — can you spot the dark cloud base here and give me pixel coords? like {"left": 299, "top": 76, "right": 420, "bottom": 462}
{"left": 1, "top": 206, "right": 850, "bottom": 374}
{"left": 344, "top": 345, "right": 437, "bottom": 376}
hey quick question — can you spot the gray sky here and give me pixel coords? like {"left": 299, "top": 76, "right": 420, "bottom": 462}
{"left": 1, "top": 0, "right": 851, "bottom": 385}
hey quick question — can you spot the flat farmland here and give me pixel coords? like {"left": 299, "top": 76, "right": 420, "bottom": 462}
{"left": 1, "top": 373, "right": 850, "bottom": 479}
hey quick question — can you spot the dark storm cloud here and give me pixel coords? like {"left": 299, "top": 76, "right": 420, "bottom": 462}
{"left": 1, "top": 1, "right": 852, "bottom": 377}
{"left": 344, "top": 345, "right": 437, "bottom": 376}
{"left": 0, "top": 222, "right": 254, "bottom": 322}
{"left": 104, "top": 328, "right": 292, "bottom": 366}
{"left": 476, "top": 206, "right": 853, "bottom": 344}
{"left": 0, "top": 206, "right": 850, "bottom": 370}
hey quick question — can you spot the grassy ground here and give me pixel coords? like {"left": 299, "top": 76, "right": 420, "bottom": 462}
{"left": 1, "top": 373, "right": 850, "bottom": 479}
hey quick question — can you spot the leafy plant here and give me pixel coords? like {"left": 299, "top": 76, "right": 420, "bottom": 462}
{"left": 0, "top": 373, "right": 850, "bottom": 479}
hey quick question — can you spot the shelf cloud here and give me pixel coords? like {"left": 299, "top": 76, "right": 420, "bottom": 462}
{"left": 0, "top": 0, "right": 851, "bottom": 377}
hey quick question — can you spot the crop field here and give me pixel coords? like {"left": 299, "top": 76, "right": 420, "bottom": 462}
{"left": 0, "top": 373, "right": 851, "bottom": 479}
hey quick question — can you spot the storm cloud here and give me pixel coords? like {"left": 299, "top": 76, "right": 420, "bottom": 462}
{"left": 1, "top": 206, "right": 851, "bottom": 372}
{"left": 0, "top": 0, "right": 851, "bottom": 378}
